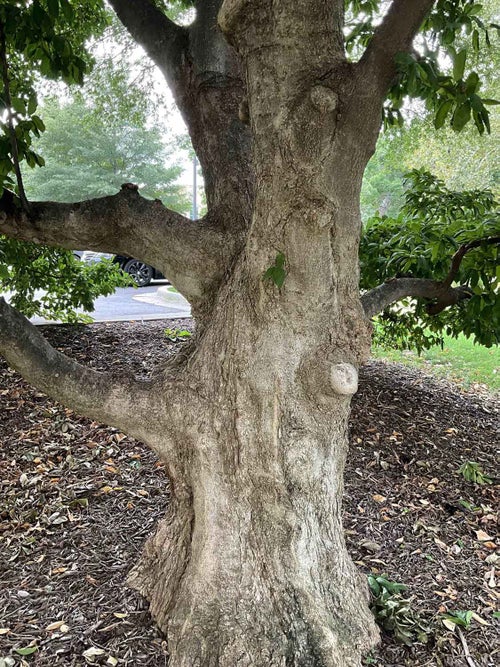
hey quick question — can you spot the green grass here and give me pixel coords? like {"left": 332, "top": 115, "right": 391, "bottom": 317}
{"left": 373, "top": 334, "right": 500, "bottom": 392}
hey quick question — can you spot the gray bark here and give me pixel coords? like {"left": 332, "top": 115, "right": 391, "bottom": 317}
{"left": 361, "top": 278, "right": 473, "bottom": 318}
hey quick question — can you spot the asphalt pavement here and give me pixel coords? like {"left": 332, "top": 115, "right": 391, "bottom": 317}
{"left": 29, "top": 282, "right": 192, "bottom": 325}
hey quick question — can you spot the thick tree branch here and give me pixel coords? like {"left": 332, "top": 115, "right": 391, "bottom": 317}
{"left": 0, "top": 186, "right": 232, "bottom": 303}
{"left": 107, "top": 0, "right": 188, "bottom": 88}
{"left": 358, "top": 0, "right": 436, "bottom": 95}
{"left": 361, "top": 277, "right": 472, "bottom": 318}
{"left": 362, "top": 236, "right": 499, "bottom": 317}
{"left": 0, "top": 296, "right": 169, "bottom": 446}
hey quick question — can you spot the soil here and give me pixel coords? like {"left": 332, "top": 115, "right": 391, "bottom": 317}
{"left": 0, "top": 319, "right": 498, "bottom": 667}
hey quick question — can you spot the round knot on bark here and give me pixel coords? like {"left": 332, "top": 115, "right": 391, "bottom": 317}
{"left": 218, "top": 0, "right": 250, "bottom": 39}
{"left": 310, "top": 86, "right": 338, "bottom": 114}
{"left": 330, "top": 363, "right": 358, "bottom": 396}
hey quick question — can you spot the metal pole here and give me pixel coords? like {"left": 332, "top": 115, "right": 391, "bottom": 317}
{"left": 192, "top": 155, "right": 198, "bottom": 220}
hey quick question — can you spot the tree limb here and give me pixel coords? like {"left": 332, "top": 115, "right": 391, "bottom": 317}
{"left": 0, "top": 185, "right": 232, "bottom": 303}
{"left": 0, "top": 296, "right": 170, "bottom": 448}
{"left": 442, "top": 236, "right": 500, "bottom": 289}
{"left": 362, "top": 235, "right": 499, "bottom": 317}
{"left": 107, "top": 0, "right": 188, "bottom": 89}
{"left": 358, "top": 0, "right": 436, "bottom": 95}
{"left": 361, "top": 277, "right": 472, "bottom": 318}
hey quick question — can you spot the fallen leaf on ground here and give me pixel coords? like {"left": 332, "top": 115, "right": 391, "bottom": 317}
{"left": 82, "top": 647, "right": 106, "bottom": 659}
{"left": 45, "top": 620, "right": 66, "bottom": 631}
{"left": 475, "top": 529, "right": 493, "bottom": 542}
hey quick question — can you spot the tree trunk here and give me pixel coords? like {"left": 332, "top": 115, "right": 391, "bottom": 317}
{"left": 0, "top": 0, "right": 417, "bottom": 664}
{"left": 127, "top": 2, "right": 381, "bottom": 665}
{"left": 129, "top": 412, "right": 378, "bottom": 666}
{"left": 129, "top": 331, "right": 379, "bottom": 665}
{"left": 129, "top": 135, "right": 378, "bottom": 667}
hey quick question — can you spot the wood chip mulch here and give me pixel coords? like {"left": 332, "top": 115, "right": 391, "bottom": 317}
{"left": 0, "top": 319, "right": 498, "bottom": 667}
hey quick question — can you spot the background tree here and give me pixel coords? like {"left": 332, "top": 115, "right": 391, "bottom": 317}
{"left": 360, "top": 0, "right": 499, "bottom": 214}
{"left": 23, "top": 95, "right": 189, "bottom": 210}
{"left": 0, "top": 1, "right": 499, "bottom": 665}
{"left": 360, "top": 133, "right": 407, "bottom": 219}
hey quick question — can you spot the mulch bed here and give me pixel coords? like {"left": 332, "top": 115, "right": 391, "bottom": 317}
{"left": 0, "top": 319, "right": 498, "bottom": 667}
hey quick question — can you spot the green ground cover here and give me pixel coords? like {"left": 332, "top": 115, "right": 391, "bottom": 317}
{"left": 373, "top": 334, "right": 500, "bottom": 392}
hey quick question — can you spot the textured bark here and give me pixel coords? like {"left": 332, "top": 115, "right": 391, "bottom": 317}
{"left": 0, "top": 0, "right": 440, "bottom": 665}
{"left": 111, "top": 0, "right": 254, "bottom": 231}
{"left": 131, "top": 1, "right": 381, "bottom": 664}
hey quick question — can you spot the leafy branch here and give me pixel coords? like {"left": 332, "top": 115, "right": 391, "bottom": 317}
{"left": 0, "top": 20, "right": 29, "bottom": 212}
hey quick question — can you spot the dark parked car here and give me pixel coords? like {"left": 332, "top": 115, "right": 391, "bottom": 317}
{"left": 80, "top": 251, "right": 165, "bottom": 287}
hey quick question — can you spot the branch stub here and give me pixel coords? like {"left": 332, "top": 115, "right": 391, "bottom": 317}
{"left": 330, "top": 363, "right": 358, "bottom": 396}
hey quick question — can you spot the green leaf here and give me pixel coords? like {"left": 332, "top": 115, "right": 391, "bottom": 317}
{"left": 47, "top": 0, "right": 59, "bottom": 19}
{"left": 31, "top": 1, "right": 47, "bottom": 26}
{"left": 368, "top": 576, "right": 381, "bottom": 596}
{"left": 481, "top": 98, "right": 500, "bottom": 105}
{"left": 434, "top": 99, "right": 453, "bottom": 129}
{"left": 275, "top": 252, "right": 286, "bottom": 269}
{"left": 263, "top": 265, "right": 286, "bottom": 289}
{"left": 469, "top": 93, "right": 484, "bottom": 113}
{"left": 263, "top": 253, "right": 287, "bottom": 288}
{"left": 11, "top": 98, "right": 26, "bottom": 115}
{"left": 59, "top": 0, "right": 73, "bottom": 20}
{"left": 472, "top": 110, "right": 485, "bottom": 135}
{"left": 453, "top": 49, "right": 467, "bottom": 81}
{"left": 452, "top": 101, "right": 471, "bottom": 131}
{"left": 481, "top": 108, "right": 491, "bottom": 133}
{"left": 464, "top": 72, "right": 479, "bottom": 95}
{"left": 14, "top": 646, "right": 38, "bottom": 656}
{"left": 31, "top": 116, "right": 45, "bottom": 132}
{"left": 27, "top": 96, "right": 37, "bottom": 116}
{"left": 472, "top": 28, "right": 480, "bottom": 51}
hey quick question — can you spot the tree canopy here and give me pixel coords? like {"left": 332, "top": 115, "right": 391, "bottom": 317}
{"left": 361, "top": 169, "right": 499, "bottom": 350}
{"left": 23, "top": 96, "right": 188, "bottom": 209}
